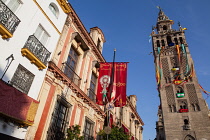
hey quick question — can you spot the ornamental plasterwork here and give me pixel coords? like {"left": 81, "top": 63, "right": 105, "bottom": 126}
{"left": 88, "top": 108, "right": 95, "bottom": 116}
{"left": 48, "top": 61, "right": 105, "bottom": 117}
{"left": 56, "top": 0, "right": 71, "bottom": 13}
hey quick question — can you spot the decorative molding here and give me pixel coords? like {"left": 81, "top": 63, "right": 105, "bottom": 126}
{"left": 56, "top": 0, "right": 71, "bottom": 13}
{"left": 48, "top": 61, "right": 105, "bottom": 118}
{"left": 68, "top": 7, "right": 105, "bottom": 63}
{"left": 21, "top": 48, "right": 47, "bottom": 70}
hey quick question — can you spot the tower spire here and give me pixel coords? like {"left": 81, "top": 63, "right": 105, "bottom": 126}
{"left": 157, "top": 7, "right": 169, "bottom": 22}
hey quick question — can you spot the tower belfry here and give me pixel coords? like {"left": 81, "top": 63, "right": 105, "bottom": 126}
{"left": 151, "top": 9, "right": 210, "bottom": 140}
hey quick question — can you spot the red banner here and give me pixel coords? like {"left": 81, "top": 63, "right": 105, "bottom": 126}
{"left": 96, "top": 62, "right": 128, "bottom": 107}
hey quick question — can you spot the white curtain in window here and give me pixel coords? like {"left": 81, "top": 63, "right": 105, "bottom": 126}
{"left": 7, "top": 0, "right": 21, "bottom": 13}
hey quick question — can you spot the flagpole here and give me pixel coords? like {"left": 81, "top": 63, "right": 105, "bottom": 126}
{"left": 106, "top": 49, "right": 116, "bottom": 140}
{"left": 110, "top": 48, "right": 116, "bottom": 99}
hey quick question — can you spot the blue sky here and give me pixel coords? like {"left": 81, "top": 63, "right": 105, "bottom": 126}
{"left": 69, "top": 0, "right": 210, "bottom": 139}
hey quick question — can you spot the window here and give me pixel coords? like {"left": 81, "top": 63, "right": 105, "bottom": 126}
{"left": 67, "top": 47, "right": 78, "bottom": 70}
{"left": 10, "top": 64, "right": 35, "bottom": 94}
{"left": 184, "top": 135, "right": 195, "bottom": 140}
{"left": 156, "top": 40, "right": 160, "bottom": 47}
{"left": 167, "top": 36, "right": 172, "bottom": 46}
{"left": 179, "top": 37, "right": 184, "bottom": 44}
{"left": 34, "top": 25, "right": 50, "bottom": 46}
{"left": 96, "top": 38, "right": 101, "bottom": 50}
{"left": 174, "top": 38, "right": 178, "bottom": 45}
{"left": 47, "top": 96, "right": 71, "bottom": 140}
{"left": 49, "top": 3, "right": 59, "bottom": 18}
{"left": 83, "top": 118, "right": 94, "bottom": 140}
{"left": 3, "top": 0, "right": 22, "bottom": 13}
{"left": 64, "top": 47, "right": 79, "bottom": 78}
{"left": 163, "top": 25, "right": 167, "bottom": 30}
{"left": 192, "top": 103, "right": 200, "bottom": 111}
{"left": 161, "top": 40, "right": 165, "bottom": 46}
{"left": 89, "top": 73, "right": 97, "bottom": 101}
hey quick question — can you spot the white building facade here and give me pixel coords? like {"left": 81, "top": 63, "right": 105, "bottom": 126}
{"left": 0, "top": 0, "right": 70, "bottom": 139}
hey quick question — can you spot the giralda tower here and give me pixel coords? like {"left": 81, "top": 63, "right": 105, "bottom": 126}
{"left": 151, "top": 9, "right": 210, "bottom": 140}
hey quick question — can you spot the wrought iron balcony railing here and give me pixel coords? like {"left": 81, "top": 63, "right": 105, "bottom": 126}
{"left": 0, "top": 0, "right": 21, "bottom": 38}
{"left": 62, "top": 62, "right": 81, "bottom": 86}
{"left": 21, "top": 35, "right": 51, "bottom": 70}
{"left": 88, "top": 88, "right": 96, "bottom": 102}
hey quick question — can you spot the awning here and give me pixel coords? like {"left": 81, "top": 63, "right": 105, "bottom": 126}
{"left": 0, "top": 80, "right": 39, "bottom": 125}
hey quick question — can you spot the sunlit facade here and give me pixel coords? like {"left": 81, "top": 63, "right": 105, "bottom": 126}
{"left": 0, "top": 0, "right": 68, "bottom": 139}
{"left": 33, "top": 4, "right": 106, "bottom": 139}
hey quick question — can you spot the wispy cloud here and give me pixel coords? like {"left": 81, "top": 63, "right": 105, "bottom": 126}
{"left": 197, "top": 70, "right": 210, "bottom": 76}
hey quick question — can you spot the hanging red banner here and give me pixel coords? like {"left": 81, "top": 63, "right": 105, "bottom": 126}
{"left": 96, "top": 62, "right": 128, "bottom": 107}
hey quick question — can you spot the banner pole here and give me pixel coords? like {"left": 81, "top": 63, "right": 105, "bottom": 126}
{"left": 106, "top": 49, "right": 116, "bottom": 139}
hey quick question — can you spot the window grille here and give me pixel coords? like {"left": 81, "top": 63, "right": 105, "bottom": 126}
{"left": 47, "top": 95, "right": 71, "bottom": 140}
{"left": 83, "top": 117, "right": 94, "bottom": 140}
{"left": 10, "top": 64, "right": 34, "bottom": 94}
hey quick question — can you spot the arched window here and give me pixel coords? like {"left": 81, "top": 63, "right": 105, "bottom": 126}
{"left": 177, "top": 86, "right": 184, "bottom": 93}
{"left": 161, "top": 40, "right": 165, "bottom": 46}
{"left": 167, "top": 36, "right": 172, "bottom": 46}
{"left": 169, "top": 105, "right": 172, "bottom": 112}
{"left": 49, "top": 3, "right": 59, "bottom": 18}
{"left": 192, "top": 104, "right": 196, "bottom": 111}
{"left": 179, "top": 37, "right": 184, "bottom": 44}
{"left": 174, "top": 38, "right": 178, "bottom": 45}
{"left": 184, "top": 135, "right": 195, "bottom": 140}
{"left": 184, "top": 119, "right": 189, "bottom": 125}
{"left": 157, "top": 40, "right": 160, "bottom": 47}
{"left": 163, "top": 25, "right": 167, "bottom": 30}
{"left": 196, "top": 104, "right": 200, "bottom": 111}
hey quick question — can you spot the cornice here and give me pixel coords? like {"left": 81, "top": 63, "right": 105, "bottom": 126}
{"left": 47, "top": 61, "right": 105, "bottom": 118}
{"left": 67, "top": 4, "right": 105, "bottom": 63}
{"left": 126, "top": 97, "right": 144, "bottom": 125}
{"left": 56, "top": 0, "right": 71, "bottom": 13}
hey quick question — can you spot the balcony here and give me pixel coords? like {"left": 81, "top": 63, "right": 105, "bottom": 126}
{"left": 176, "top": 93, "right": 185, "bottom": 98}
{"left": 88, "top": 89, "right": 96, "bottom": 102}
{"left": 21, "top": 35, "right": 51, "bottom": 70}
{"left": 179, "top": 109, "right": 188, "bottom": 113}
{"left": 62, "top": 62, "right": 81, "bottom": 86}
{"left": 0, "top": 0, "right": 21, "bottom": 39}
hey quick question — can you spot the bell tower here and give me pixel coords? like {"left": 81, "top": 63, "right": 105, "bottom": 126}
{"left": 151, "top": 9, "right": 210, "bottom": 140}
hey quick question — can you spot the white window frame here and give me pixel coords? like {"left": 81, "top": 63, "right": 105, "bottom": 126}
{"left": 34, "top": 24, "right": 50, "bottom": 46}
{"left": 3, "top": 0, "right": 23, "bottom": 13}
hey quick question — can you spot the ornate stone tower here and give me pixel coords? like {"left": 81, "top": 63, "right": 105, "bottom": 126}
{"left": 151, "top": 9, "right": 210, "bottom": 140}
